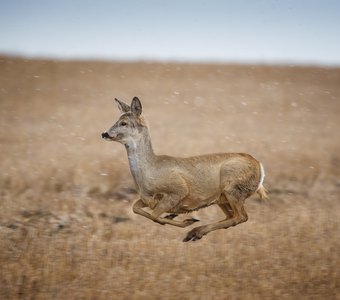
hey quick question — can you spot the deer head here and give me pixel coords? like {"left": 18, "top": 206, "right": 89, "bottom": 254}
{"left": 101, "top": 97, "right": 145, "bottom": 145}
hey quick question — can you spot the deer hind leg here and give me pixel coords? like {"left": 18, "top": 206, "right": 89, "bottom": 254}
{"left": 132, "top": 198, "right": 199, "bottom": 228}
{"left": 218, "top": 194, "right": 233, "bottom": 219}
{"left": 183, "top": 192, "right": 248, "bottom": 242}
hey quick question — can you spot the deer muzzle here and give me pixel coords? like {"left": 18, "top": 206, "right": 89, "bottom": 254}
{"left": 101, "top": 132, "right": 111, "bottom": 140}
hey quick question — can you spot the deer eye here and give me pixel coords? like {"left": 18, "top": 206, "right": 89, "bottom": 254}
{"left": 120, "top": 121, "right": 127, "bottom": 127}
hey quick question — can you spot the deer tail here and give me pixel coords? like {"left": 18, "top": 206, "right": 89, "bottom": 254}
{"left": 257, "top": 185, "right": 268, "bottom": 200}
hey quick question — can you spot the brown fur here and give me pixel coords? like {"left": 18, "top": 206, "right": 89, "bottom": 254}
{"left": 103, "top": 97, "right": 267, "bottom": 242}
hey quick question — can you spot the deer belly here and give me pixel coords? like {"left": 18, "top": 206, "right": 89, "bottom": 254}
{"left": 179, "top": 192, "right": 220, "bottom": 212}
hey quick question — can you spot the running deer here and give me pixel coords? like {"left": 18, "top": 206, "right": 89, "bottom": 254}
{"left": 102, "top": 97, "right": 267, "bottom": 242}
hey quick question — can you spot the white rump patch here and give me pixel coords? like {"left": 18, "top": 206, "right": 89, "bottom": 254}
{"left": 257, "top": 162, "right": 265, "bottom": 191}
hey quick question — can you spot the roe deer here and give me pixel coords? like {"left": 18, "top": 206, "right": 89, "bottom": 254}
{"left": 102, "top": 97, "right": 267, "bottom": 242}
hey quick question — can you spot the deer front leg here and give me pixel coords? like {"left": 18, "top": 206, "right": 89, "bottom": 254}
{"left": 151, "top": 195, "right": 199, "bottom": 227}
{"left": 132, "top": 197, "right": 199, "bottom": 228}
{"left": 132, "top": 199, "right": 166, "bottom": 225}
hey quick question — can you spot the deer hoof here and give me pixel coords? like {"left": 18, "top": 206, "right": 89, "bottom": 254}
{"left": 183, "top": 226, "right": 205, "bottom": 242}
{"left": 164, "top": 214, "right": 178, "bottom": 220}
{"left": 183, "top": 217, "right": 200, "bottom": 227}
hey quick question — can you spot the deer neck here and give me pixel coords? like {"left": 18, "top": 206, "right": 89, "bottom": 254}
{"left": 124, "top": 128, "right": 155, "bottom": 187}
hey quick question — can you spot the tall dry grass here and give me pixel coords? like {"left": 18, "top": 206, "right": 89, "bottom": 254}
{"left": 0, "top": 56, "right": 339, "bottom": 299}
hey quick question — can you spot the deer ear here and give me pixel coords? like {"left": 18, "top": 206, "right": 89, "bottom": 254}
{"left": 115, "top": 98, "right": 130, "bottom": 113}
{"left": 131, "top": 97, "right": 142, "bottom": 116}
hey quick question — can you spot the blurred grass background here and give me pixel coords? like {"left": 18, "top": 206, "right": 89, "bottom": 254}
{"left": 0, "top": 56, "right": 339, "bottom": 299}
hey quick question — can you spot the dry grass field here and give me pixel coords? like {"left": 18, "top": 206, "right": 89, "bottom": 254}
{"left": 0, "top": 56, "right": 339, "bottom": 299}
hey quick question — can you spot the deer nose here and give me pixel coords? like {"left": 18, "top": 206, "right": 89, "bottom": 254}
{"left": 101, "top": 132, "right": 109, "bottom": 139}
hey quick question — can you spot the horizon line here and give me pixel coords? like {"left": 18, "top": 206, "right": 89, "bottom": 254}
{"left": 1, "top": 51, "right": 340, "bottom": 69}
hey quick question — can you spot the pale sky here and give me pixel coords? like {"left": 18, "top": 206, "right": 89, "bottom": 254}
{"left": 0, "top": 0, "right": 339, "bottom": 65}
